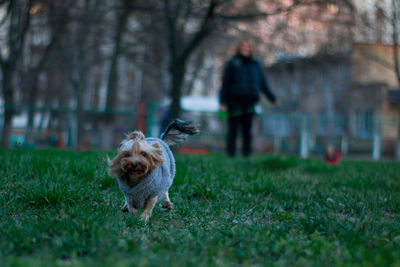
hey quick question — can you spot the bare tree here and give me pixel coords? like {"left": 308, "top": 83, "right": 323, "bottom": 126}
{"left": 64, "top": 0, "right": 108, "bottom": 149}
{"left": 0, "top": 0, "right": 33, "bottom": 147}
{"left": 161, "top": 0, "right": 339, "bottom": 121}
{"left": 24, "top": 0, "right": 70, "bottom": 145}
{"left": 161, "top": 0, "right": 216, "bottom": 121}
{"left": 390, "top": 0, "right": 400, "bottom": 159}
{"left": 104, "top": 0, "right": 134, "bottom": 118}
{"left": 391, "top": 0, "right": 400, "bottom": 86}
{"left": 0, "top": 0, "right": 359, "bottom": 149}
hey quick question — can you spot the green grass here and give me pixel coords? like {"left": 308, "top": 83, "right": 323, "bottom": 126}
{"left": 1, "top": 149, "right": 400, "bottom": 266}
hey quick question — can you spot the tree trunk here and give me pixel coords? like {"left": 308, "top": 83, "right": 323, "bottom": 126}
{"left": 186, "top": 48, "right": 206, "bottom": 95}
{"left": 76, "top": 84, "right": 85, "bottom": 150}
{"left": 169, "top": 59, "right": 186, "bottom": 121}
{"left": 75, "top": 33, "right": 88, "bottom": 151}
{"left": 69, "top": 66, "right": 87, "bottom": 151}
{"left": 1, "top": 64, "right": 14, "bottom": 147}
{"left": 25, "top": 71, "right": 40, "bottom": 145}
{"left": 392, "top": 0, "right": 400, "bottom": 86}
{"left": 392, "top": 0, "right": 400, "bottom": 159}
{"left": 104, "top": 9, "right": 129, "bottom": 121}
{"left": 0, "top": 0, "right": 33, "bottom": 147}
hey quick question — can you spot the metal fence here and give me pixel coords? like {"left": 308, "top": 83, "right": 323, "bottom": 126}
{"left": 181, "top": 110, "right": 399, "bottom": 159}
{"left": 2, "top": 104, "right": 399, "bottom": 159}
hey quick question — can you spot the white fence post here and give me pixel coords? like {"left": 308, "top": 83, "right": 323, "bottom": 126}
{"left": 372, "top": 116, "right": 381, "bottom": 160}
{"left": 300, "top": 115, "right": 309, "bottom": 158}
{"left": 341, "top": 134, "right": 349, "bottom": 155}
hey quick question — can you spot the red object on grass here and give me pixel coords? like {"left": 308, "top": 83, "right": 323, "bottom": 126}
{"left": 179, "top": 147, "right": 209, "bottom": 155}
{"left": 324, "top": 150, "right": 340, "bottom": 164}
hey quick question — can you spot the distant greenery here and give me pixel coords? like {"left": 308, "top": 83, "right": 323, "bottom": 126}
{"left": 1, "top": 149, "right": 400, "bottom": 266}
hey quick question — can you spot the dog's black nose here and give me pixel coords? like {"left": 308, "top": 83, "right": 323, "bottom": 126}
{"left": 131, "top": 162, "right": 138, "bottom": 169}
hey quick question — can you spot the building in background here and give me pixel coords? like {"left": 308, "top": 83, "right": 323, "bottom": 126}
{"left": 263, "top": 42, "right": 400, "bottom": 156}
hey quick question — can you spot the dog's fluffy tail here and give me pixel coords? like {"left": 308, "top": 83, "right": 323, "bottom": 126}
{"left": 160, "top": 119, "right": 199, "bottom": 147}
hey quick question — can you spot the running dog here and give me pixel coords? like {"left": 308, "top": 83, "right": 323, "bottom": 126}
{"left": 108, "top": 120, "right": 199, "bottom": 222}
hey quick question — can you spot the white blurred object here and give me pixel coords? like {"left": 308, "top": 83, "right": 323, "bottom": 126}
{"left": 180, "top": 96, "right": 219, "bottom": 112}
{"left": 180, "top": 96, "right": 262, "bottom": 114}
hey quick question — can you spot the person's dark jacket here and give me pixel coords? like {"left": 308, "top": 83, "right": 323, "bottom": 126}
{"left": 219, "top": 55, "right": 276, "bottom": 111}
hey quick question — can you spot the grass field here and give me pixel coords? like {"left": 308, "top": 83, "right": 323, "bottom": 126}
{"left": 1, "top": 149, "right": 400, "bottom": 266}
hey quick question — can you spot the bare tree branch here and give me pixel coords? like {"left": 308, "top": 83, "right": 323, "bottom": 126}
{"left": 181, "top": 0, "right": 217, "bottom": 62}
{"left": 9, "top": 0, "right": 33, "bottom": 64}
{"left": 391, "top": 0, "right": 400, "bottom": 87}
{"left": 164, "top": 0, "right": 179, "bottom": 59}
{"left": 0, "top": 1, "right": 12, "bottom": 27}
{"left": 214, "top": 0, "right": 318, "bottom": 21}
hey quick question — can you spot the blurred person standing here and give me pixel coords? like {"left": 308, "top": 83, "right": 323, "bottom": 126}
{"left": 219, "top": 40, "right": 279, "bottom": 157}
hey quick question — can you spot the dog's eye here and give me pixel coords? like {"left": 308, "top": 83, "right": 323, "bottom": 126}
{"left": 141, "top": 152, "right": 147, "bottom": 157}
{"left": 123, "top": 152, "right": 131, "bottom": 158}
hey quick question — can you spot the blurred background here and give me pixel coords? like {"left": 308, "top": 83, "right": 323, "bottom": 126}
{"left": 0, "top": 0, "right": 400, "bottom": 160}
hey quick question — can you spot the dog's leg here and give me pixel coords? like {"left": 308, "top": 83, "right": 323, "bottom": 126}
{"left": 127, "top": 202, "right": 138, "bottom": 214}
{"left": 141, "top": 196, "right": 158, "bottom": 222}
{"left": 121, "top": 202, "right": 129, "bottom": 213}
{"left": 121, "top": 200, "right": 137, "bottom": 214}
{"left": 162, "top": 191, "right": 173, "bottom": 210}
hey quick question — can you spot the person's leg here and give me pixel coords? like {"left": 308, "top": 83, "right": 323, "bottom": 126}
{"left": 227, "top": 115, "right": 239, "bottom": 157}
{"left": 241, "top": 112, "right": 254, "bottom": 157}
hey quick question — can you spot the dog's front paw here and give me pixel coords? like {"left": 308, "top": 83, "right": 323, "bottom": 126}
{"left": 140, "top": 212, "right": 151, "bottom": 222}
{"left": 121, "top": 203, "right": 129, "bottom": 213}
{"left": 162, "top": 201, "right": 173, "bottom": 210}
{"left": 124, "top": 204, "right": 138, "bottom": 214}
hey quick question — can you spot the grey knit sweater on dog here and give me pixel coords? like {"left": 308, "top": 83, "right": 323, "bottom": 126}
{"left": 117, "top": 138, "right": 175, "bottom": 209}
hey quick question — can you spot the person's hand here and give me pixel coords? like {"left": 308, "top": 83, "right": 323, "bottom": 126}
{"left": 219, "top": 104, "right": 227, "bottom": 112}
{"left": 274, "top": 99, "right": 280, "bottom": 107}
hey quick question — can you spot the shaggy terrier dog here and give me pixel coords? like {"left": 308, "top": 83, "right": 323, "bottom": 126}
{"left": 108, "top": 120, "right": 198, "bottom": 222}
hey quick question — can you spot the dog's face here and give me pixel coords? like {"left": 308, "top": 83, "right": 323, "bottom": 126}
{"left": 108, "top": 131, "right": 164, "bottom": 182}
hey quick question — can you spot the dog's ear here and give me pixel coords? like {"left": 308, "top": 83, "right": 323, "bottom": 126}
{"left": 149, "top": 142, "right": 164, "bottom": 168}
{"left": 125, "top": 131, "right": 145, "bottom": 141}
{"left": 107, "top": 151, "right": 132, "bottom": 177}
{"left": 108, "top": 154, "right": 122, "bottom": 177}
